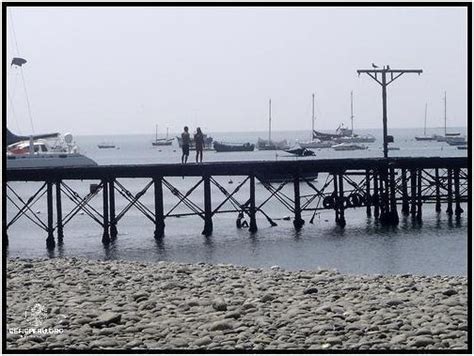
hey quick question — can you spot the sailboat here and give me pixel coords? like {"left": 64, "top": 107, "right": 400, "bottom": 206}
{"left": 434, "top": 92, "right": 461, "bottom": 142}
{"left": 7, "top": 57, "right": 96, "bottom": 169}
{"left": 152, "top": 125, "right": 173, "bottom": 146}
{"left": 257, "top": 99, "right": 288, "bottom": 150}
{"left": 415, "top": 103, "right": 435, "bottom": 141}
{"left": 335, "top": 91, "right": 376, "bottom": 144}
{"left": 299, "top": 93, "right": 333, "bottom": 149}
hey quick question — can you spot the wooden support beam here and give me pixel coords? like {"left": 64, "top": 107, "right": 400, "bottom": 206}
{"left": 102, "top": 180, "right": 110, "bottom": 244}
{"left": 293, "top": 173, "right": 304, "bottom": 230}
{"left": 154, "top": 177, "right": 165, "bottom": 239}
{"left": 365, "top": 170, "right": 372, "bottom": 217}
{"left": 410, "top": 169, "right": 417, "bottom": 218}
{"left": 416, "top": 169, "right": 423, "bottom": 222}
{"left": 202, "top": 176, "right": 213, "bottom": 236}
{"left": 401, "top": 168, "right": 409, "bottom": 215}
{"left": 333, "top": 173, "right": 339, "bottom": 224}
{"left": 337, "top": 174, "right": 346, "bottom": 228}
{"left": 56, "top": 180, "right": 64, "bottom": 243}
{"left": 109, "top": 179, "right": 118, "bottom": 239}
{"left": 435, "top": 168, "right": 441, "bottom": 213}
{"left": 46, "top": 181, "right": 55, "bottom": 249}
{"left": 454, "top": 168, "right": 463, "bottom": 218}
{"left": 249, "top": 175, "right": 258, "bottom": 233}
{"left": 373, "top": 171, "right": 379, "bottom": 218}
{"left": 446, "top": 168, "right": 453, "bottom": 216}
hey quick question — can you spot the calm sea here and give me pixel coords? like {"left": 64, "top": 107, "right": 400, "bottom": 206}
{"left": 6, "top": 127, "right": 468, "bottom": 276}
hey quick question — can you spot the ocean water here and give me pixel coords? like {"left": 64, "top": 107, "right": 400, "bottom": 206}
{"left": 5, "top": 128, "right": 469, "bottom": 276}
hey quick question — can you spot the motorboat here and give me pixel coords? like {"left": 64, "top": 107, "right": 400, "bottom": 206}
{"left": 7, "top": 129, "right": 97, "bottom": 169}
{"left": 331, "top": 142, "right": 368, "bottom": 151}
{"left": 457, "top": 145, "right": 467, "bottom": 150}
{"left": 98, "top": 142, "right": 116, "bottom": 149}
{"left": 213, "top": 141, "right": 255, "bottom": 152}
{"left": 256, "top": 172, "right": 318, "bottom": 183}
{"left": 446, "top": 136, "right": 467, "bottom": 146}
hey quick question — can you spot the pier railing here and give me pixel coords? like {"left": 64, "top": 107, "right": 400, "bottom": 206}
{"left": 5, "top": 157, "right": 469, "bottom": 249}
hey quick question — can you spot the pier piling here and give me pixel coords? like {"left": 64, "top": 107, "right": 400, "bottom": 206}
{"left": 410, "top": 169, "right": 417, "bottom": 219}
{"left": 249, "top": 175, "right": 258, "bottom": 233}
{"left": 365, "top": 171, "right": 371, "bottom": 217}
{"left": 401, "top": 169, "right": 409, "bottom": 216}
{"left": 46, "top": 181, "right": 55, "bottom": 249}
{"left": 55, "top": 180, "right": 64, "bottom": 243}
{"left": 389, "top": 167, "right": 399, "bottom": 225}
{"left": 416, "top": 169, "right": 423, "bottom": 222}
{"left": 154, "top": 177, "right": 165, "bottom": 239}
{"left": 373, "top": 171, "right": 379, "bottom": 218}
{"left": 109, "top": 179, "right": 118, "bottom": 239}
{"left": 102, "top": 180, "right": 110, "bottom": 244}
{"left": 293, "top": 173, "right": 305, "bottom": 229}
{"left": 454, "top": 168, "right": 463, "bottom": 218}
{"left": 202, "top": 176, "right": 213, "bottom": 236}
{"left": 337, "top": 174, "right": 346, "bottom": 228}
{"left": 435, "top": 168, "right": 441, "bottom": 213}
{"left": 446, "top": 169, "right": 453, "bottom": 216}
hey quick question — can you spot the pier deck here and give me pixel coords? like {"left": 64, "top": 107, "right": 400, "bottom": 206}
{"left": 5, "top": 157, "right": 469, "bottom": 249}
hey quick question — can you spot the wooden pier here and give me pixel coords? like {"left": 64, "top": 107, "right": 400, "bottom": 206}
{"left": 5, "top": 157, "right": 469, "bottom": 249}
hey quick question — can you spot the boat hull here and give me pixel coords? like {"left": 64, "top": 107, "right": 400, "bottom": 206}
{"left": 213, "top": 142, "right": 255, "bottom": 152}
{"left": 7, "top": 153, "right": 98, "bottom": 169}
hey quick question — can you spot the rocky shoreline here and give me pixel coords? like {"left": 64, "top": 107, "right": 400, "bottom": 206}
{"left": 6, "top": 257, "right": 468, "bottom": 351}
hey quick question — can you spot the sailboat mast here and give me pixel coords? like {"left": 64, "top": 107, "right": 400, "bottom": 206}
{"left": 311, "top": 93, "right": 315, "bottom": 140}
{"left": 166, "top": 127, "right": 169, "bottom": 140}
{"left": 155, "top": 124, "right": 158, "bottom": 142}
{"left": 444, "top": 91, "right": 447, "bottom": 136}
{"left": 350, "top": 91, "right": 354, "bottom": 135}
{"left": 269, "top": 99, "right": 272, "bottom": 143}
{"left": 424, "top": 103, "right": 427, "bottom": 136}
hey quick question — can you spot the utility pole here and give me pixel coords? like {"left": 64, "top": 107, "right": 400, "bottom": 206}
{"left": 357, "top": 66, "right": 422, "bottom": 158}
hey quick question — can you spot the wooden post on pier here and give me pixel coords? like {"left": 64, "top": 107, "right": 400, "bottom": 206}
{"left": 446, "top": 168, "right": 453, "bottom": 216}
{"left": 109, "top": 179, "right": 118, "bottom": 239}
{"left": 102, "top": 180, "right": 110, "bottom": 244}
{"left": 373, "top": 171, "right": 379, "bottom": 218}
{"left": 46, "top": 181, "right": 55, "bottom": 249}
{"left": 365, "top": 170, "right": 371, "bottom": 217}
{"left": 154, "top": 177, "right": 165, "bottom": 239}
{"left": 293, "top": 173, "right": 305, "bottom": 229}
{"left": 410, "top": 169, "right": 417, "bottom": 219}
{"left": 435, "top": 168, "right": 441, "bottom": 213}
{"left": 202, "top": 176, "right": 213, "bottom": 236}
{"left": 333, "top": 174, "right": 339, "bottom": 224}
{"left": 249, "top": 175, "right": 258, "bottom": 233}
{"left": 416, "top": 169, "right": 423, "bottom": 222}
{"left": 55, "top": 180, "right": 64, "bottom": 243}
{"left": 379, "top": 170, "right": 389, "bottom": 224}
{"left": 401, "top": 169, "right": 409, "bottom": 216}
{"left": 337, "top": 174, "right": 346, "bottom": 227}
{"left": 454, "top": 168, "right": 463, "bottom": 218}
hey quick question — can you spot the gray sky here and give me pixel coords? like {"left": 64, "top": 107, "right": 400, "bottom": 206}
{"left": 6, "top": 6, "right": 468, "bottom": 135}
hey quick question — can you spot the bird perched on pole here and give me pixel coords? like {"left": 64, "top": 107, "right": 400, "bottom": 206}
{"left": 387, "top": 65, "right": 391, "bottom": 70}
{"left": 371, "top": 63, "right": 379, "bottom": 69}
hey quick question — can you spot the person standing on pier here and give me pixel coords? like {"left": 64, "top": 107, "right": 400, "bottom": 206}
{"left": 181, "top": 126, "right": 190, "bottom": 164}
{"left": 194, "top": 127, "right": 204, "bottom": 163}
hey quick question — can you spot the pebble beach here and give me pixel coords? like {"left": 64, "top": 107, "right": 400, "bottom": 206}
{"left": 6, "top": 257, "right": 468, "bottom": 351}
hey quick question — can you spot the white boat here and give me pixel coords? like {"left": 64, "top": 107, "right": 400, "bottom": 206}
{"left": 332, "top": 142, "right": 367, "bottom": 151}
{"left": 446, "top": 136, "right": 467, "bottom": 146}
{"left": 415, "top": 103, "right": 435, "bottom": 141}
{"left": 7, "top": 130, "right": 97, "bottom": 169}
{"left": 7, "top": 57, "right": 96, "bottom": 169}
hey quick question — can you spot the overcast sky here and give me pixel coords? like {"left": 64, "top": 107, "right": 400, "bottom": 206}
{"left": 6, "top": 6, "right": 468, "bottom": 136}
